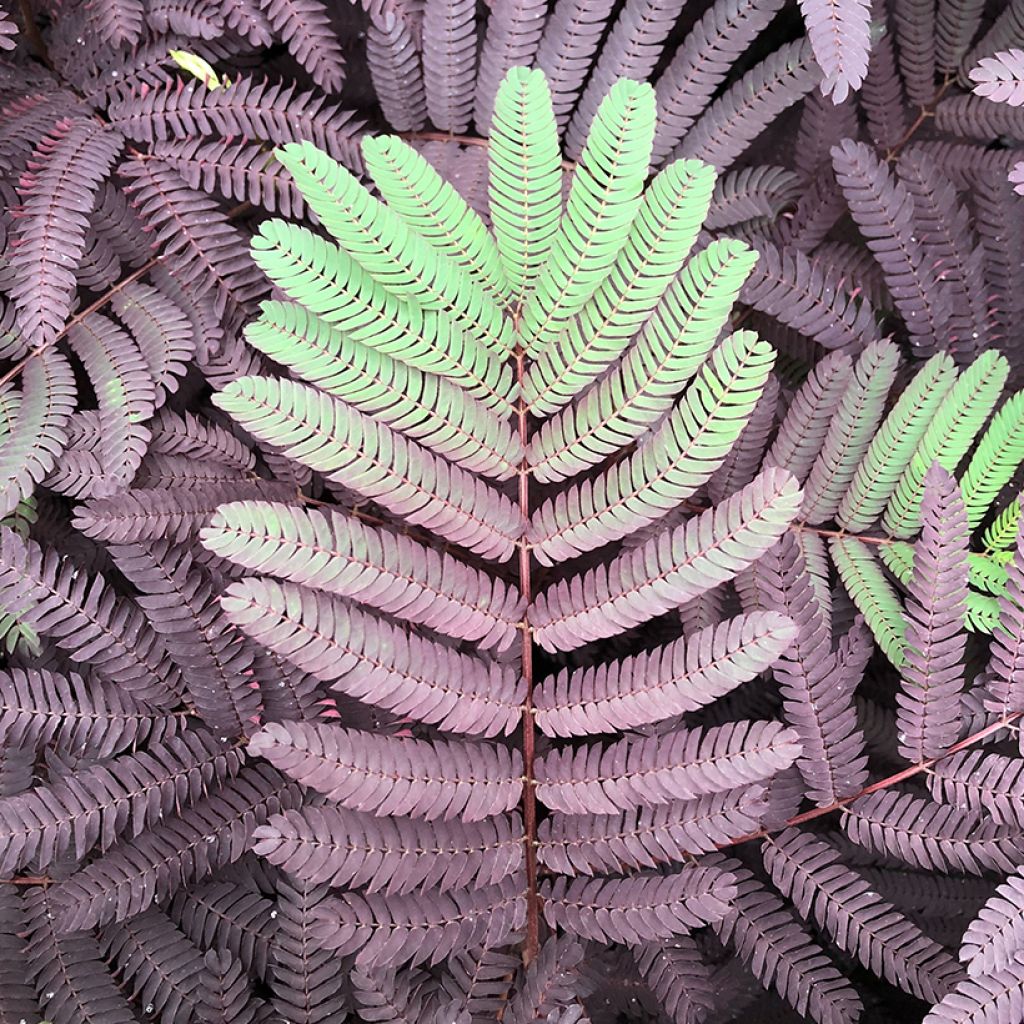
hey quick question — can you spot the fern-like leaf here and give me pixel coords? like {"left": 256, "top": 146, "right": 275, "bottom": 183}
{"left": 248, "top": 720, "right": 523, "bottom": 821}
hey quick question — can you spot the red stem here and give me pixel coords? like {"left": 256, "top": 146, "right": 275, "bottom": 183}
{"left": 724, "top": 711, "right": 1024, "bottom": 849}
{"left": 515, "top": 347, "right": 541, "bottom": 965}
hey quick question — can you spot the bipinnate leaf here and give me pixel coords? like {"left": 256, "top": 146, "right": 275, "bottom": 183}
{"left": 709, "top": 854, "right": 863, "bottom": 1024}
{"left": 251, "top": 806, "right": 524, "bottom": 894}
{"left": 535, "top": 719, "right": 801, "bottom": 815}
{"left": 534, "top": 611, "right": 797, "bottom": 737}
{"left": 537, "top": 787, "right": 767, "bottom": 875}
{"left": 248, "top": 720, "right": 523, "bottom": 822}
{"left": 213, "top": 376, "right": 523, "bottom": 561}
{"left": 986, "top": 513, "right": 1024, "bottom": 716}
{"left": 897, "top": 464, "right": 969, "bottom": 762}
{"left": 531, "top": 468, "right": 802, "bottom": 651}
{"left": 0, "top": 526, "right": 183, "bottom": 708}
{"left": 220, "top": 577, "right": 525, "bottom": 738}
{"left": 0, "top": 730, "right": 242, "bottom": 875}
{"left": 542, "top": 865, "right": 736, "bottom": 946}
{"left": 202, "top": 500, "right": 525, "bottom": 650}
{"left": 49, "top": 765, "right": 301, "bottom": 932}
{"left": 309, "top": 876, "right": 527, "bottom": 969}
{"left": 762, "top": 828, "right": 964, "bottom": 1002}
{"left": 842, "top": 789, "right": 1024, "bottom": 875}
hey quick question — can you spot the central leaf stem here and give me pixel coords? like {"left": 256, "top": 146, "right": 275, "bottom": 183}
{"left": 516, "top": 342, "right": 541, "bottom": 965}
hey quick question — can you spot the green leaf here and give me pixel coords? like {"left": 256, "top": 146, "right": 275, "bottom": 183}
{"left": 528, "top": 331, "right": 775, "bottom": 565}
{"left": 520, "top": 78, "right": 656, "bottom": 358}
{"left": 245, "top": 301, "right": 522, "bottom": 480}
{"left": 960, "top": 390, "right": 1024, "bottom": 530}
{"left": 250, "top": 220, "right": 515, "bottom": 414}
{"left": 213, "top": 376, "right": 523, "bottom": 562}
{"left": 982, "top": 497, "right": 1022, "bottom": 554}
{"left": 837, "top": 352, "right": 956, "bottom": 532}
{"left": 274, "top": 141, "right": 513, "bottom": 357}
{"left": 528, "top": 239, "right": 757, "bottom": 484}
{"left": 523, "top": 158, "right": 716, "bottom": 416}
{"left": 363, "top": 135, "right": 511, "bottom": 307}
{"left": 801, "top": 339, "right": 900, "bottom": 525}
{"left": 831, "top": 537, "right": 906, "bottom": 667}
{"left": 883, "top": 350, "right": 1008, "bottom": 538}
{"left": 488, "top": 66, "right": 562, "bottom": 305}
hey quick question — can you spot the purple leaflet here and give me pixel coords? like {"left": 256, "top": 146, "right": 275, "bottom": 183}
{"left": 540, "top": 864, "right": 737, "bottom": 944}
{"left": 842, "top": 789, "right": 1024, "bottom": 875}
{"left": 248, "top": 720, "right": 523, "bottom": 821}
{"left": 534, "top": 611, "right": 796, "bottom": 737}
{"left": 221, "top": 577, "right": 525, "bottom": 737}
{"left": 251, "top": 805, "right": 524, "bottom": 893}
{"left": 762, "top": 828, "right": 963, "bottom": 1002}
{"left": 309, "top": 875, "right": 527, "bottom": 969}
{"left": 536, "top": 787, "right": 767, "bottom": 875}
{"left": 49, "top": 765, "right": 301, "bottom": 932}
{"left": 534, "top": 719, "right": 801, "bottom": 814}
{"left": 738, "top": 533, "right": 869, "bottom": 805}
{"left": 831, "top": 138, "right": 952, "bottom": 357}
{"left": 202, "top": 500, "right": 525, "bottom": 650}
{"left": 531, "top": 468, "right": 801, "bottom": 652}
{"left": 897, "top": 464, "right": 969, "bottom": 762}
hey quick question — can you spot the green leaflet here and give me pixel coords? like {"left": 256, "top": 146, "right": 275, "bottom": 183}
{"left": 883, "top": 351, "right": 1009, "bottom": 539}
{"left": 528, "top": 331, "right": 776, "bottom": 565}
{"left": 362, "top": 135, "right": 511, "bottom": 307}
{"left": 0, "top": 495, "right": 39, "bottom": 656}
{"left": 879, "top": 542, "right": 1003, "bottom": 635}
{"left": 836, "top": 352, "right": 957, "bottom": 533}
{"left": 531, "top": 468, "right": 801, "bottom": 652}
{"left": 488, "top": 67, "right": 562, "bottom": 305}
{"left": 275, "top": 141, "right": 513, "bottom": 357}
{"left": 528, "top": 239, "right": 757, "bottom": 484}
{"left": 520, "top": 78, "right": 656, "bottom": 358}
{"left": 960, "top": 390, "right": 1024, "bottom": 530}
{"left": 250, "top": 221, "right": 516, "bottom": 415}
{"left": 830, "top": 537, "right": 906, "bottom": 667}
{"left": 245, "top": 301, "right": 522, "bottom": 481}
{"left": 522, "top": 159, "right": 716, "bottom": 416}
{"left": 983, "top": 497, "right": 1022, "bottom": 554}
{"left": 801, "top": 339, "right": 900, "bottom": 525}
{"left": 213, "top": 376, "right": 523, "bottom": 562}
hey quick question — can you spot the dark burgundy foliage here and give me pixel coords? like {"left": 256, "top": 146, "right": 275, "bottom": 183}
{"left": 1, "top": 1, "right": 1024, "bottom": 1023}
